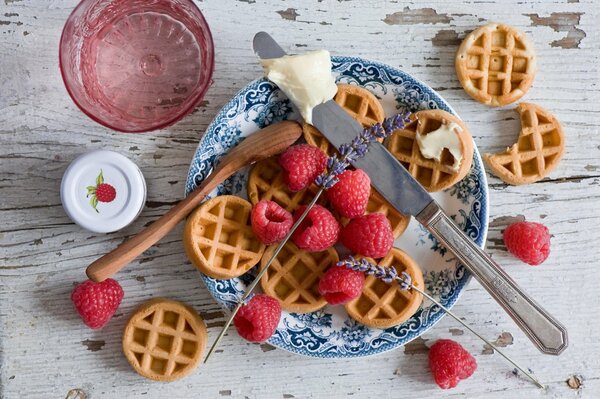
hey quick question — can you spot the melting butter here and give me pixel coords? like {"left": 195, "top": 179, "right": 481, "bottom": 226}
{"left": 416, "top": 122, "right": 463, "bottom": 171}
{"left": 261, "top": 50, "right": 337, "bottom": 124}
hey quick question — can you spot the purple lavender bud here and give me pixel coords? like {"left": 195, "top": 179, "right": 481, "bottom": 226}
{"left": 339, "top": 144, "right": 353, "bottom": 156}
{"left": 397, "top": 271, "right": 412, "bottom": 291}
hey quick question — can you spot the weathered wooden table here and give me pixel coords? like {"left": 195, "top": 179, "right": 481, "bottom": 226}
{"left": 1, "top": 1, "right": 598, "bottom": 398}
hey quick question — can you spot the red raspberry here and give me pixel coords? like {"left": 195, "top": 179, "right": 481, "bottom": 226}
{"left": 291, "top": 205, "right": 340, "bottom": 252}
{"left": 234, "top": 294, "right": 281, "bottom": 343}
{"left": 340, "top": 213, "right": 393, "bottom": 258}
{"left": 279, "top": 144, "right": 327, "bottom": 192}
{"left": 95, "top": 183, "right": 116, "bottom": 202}
{"left": 71, "top": 278, "right": 124, "bottom": 329}
{"left": 319, "top": 266, "right": 365, "bottom": 304}
{"left": 326, "top": 169, "right": 371, "bottom": 218}
{"left": 503, "top": 221, "right": 550, "bottom": 265}
{"left": 251, "top": 200, "right": 293, "bottom": 245}
{"left": 429, "top": 339, "right": 477, "bottom": 389}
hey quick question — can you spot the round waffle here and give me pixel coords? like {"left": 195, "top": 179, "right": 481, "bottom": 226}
{"left": 303, "top": 84, "right": 385, "bottom": 155}
{"left": 385, "top": 109, "right": 474, "bottom": 192}
{"left": 260, "top": 241, "right": 338, "bottom": 313}
{"left": 247, "top": 156, "right": 322, "bottom": 212}
{"left": 184, "top": 195, "right": 265, "bottom": 279}
{"left": 365, "top": 188, "right": 410, "bottom": 239}
{"left": 455, "top": 23, "right": 536, "bottom": 107}
{"left": 484, "top": 102, "right": 564, "bottom": 185}
{"left": 345, "top": 248, "right": 424, "bottom": 328}
{"left": 122, "top": 298, "right": 207, "bottom": 382}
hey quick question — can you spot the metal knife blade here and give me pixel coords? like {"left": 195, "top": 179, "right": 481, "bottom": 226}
{"left": 253, "top": 32, "right": 568, "bottom": 356}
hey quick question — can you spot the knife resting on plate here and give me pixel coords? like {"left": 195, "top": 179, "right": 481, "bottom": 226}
{"left": 253, "top": 31, "right": 567, "bottom": 356}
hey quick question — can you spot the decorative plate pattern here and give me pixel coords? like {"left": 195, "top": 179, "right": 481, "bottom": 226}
{"left": 185, "top": 56, "right": 489, "bottom": 358}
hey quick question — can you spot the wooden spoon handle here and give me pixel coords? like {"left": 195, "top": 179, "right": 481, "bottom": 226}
{"left": 86, "top": 173, "right": 220, "bottom": 282}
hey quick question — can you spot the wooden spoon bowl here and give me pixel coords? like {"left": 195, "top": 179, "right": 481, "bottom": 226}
{"left": 86, "top": 121, "right": 302, "bottom": 282}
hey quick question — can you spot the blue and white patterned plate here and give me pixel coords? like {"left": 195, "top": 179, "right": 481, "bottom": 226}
{"left": 185, "top": 56, "right": 489, "bottom": 358}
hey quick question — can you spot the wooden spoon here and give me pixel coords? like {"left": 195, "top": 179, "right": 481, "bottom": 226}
{"left": 86, "top": 121, "right": 302, "bottom": 282}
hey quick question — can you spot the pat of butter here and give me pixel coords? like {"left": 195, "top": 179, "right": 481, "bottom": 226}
{"left": 416, "top": 122, "right": 463, "bottom": 171}
{"left": 261, "top": 50, "right": 338, "bottom": 124}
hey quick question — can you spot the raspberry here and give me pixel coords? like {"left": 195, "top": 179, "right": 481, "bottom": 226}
{"left": 71, "top": 278, "right": 124, "bottom": 329}
{"left": 319, "top": 266, "right": 365, "bottom": 304}
{"left": 251, "top": 200, "right": 293, "bottom": 245}
{"left": 279, "top": 144, "right": 327, "bottom": 192}
{"left": 291, "top": 205, "right": 340, "bottom": 252}
{"left": 340, "top": 213, "right": 393, "bottom": 258}
{"left": 503, "top": 221, "right": 550, "bottom": 265}
{"left": 95, "top": 183, "right": 116, "bottom": 202}
{"left": 234, "top": 294, "right": 281, "bottom": 343}
{"left": 326, "top": 169, "right": 371, "bottom": 218}
{"left": 429, "top": 339, "right": 477, "bottom": 389}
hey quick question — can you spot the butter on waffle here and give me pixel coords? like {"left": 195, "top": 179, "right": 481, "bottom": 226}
{"left": 247, "top": 156, "right": 322, "bottom": 212}
{"left": 184, "top": 195, "right": 265, "bottom": 279}
{"left": 303, "top": 84, "right": 385, "bottom": 154}
{"left": 122, "top": 298, "right": 207, "bottom": 382}
{"left": 345, "top": 248, "right": 424, "bottom": 328}
{"left": 455, "top": 23, "right": 536, "bottom": 107}
{"left": 260, "top": 241, "right": 338, "bottom": 313}
{"left": 385, "top": 109, "right": 474, "bottom": 192}
{"left": 484, "top": 102, "right": 565, "bottom": 185}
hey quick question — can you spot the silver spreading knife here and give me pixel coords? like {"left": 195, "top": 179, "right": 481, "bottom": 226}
{"left": 253, "top": 32, "right": 567, "bottom": 356}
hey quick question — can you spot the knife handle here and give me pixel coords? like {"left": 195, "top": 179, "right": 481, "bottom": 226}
{"left": 416, "top": 202, "right": 568, "bottom": 355}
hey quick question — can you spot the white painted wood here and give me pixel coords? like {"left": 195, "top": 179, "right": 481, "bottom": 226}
{"left": 1, "top": 0, "right": 598, "bottom": 398}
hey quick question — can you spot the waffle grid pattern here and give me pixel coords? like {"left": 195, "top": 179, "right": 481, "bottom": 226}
{"left": 260, "top": 242, "right": 338, "bottom": 313}
{"left": 456, "top": 24, "right": 535, "bottom": 106}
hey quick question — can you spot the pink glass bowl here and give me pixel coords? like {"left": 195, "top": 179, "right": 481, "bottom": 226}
{"left": 60, "top": 0, "right": 214, "bottom": 133}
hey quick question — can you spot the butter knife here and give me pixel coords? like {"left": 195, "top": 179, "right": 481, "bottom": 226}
{"left": 253, "top": 32, "right": 568, "bottom": 356}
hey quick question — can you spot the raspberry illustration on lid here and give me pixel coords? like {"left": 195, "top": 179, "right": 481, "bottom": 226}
{"left": 86, "top": 170, "right": 117, "bottom": 212}
{"left": 61, "top": 150, "right": 147, "bottom": 233}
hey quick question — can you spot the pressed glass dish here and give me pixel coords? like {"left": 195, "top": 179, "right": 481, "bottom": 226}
{"left": 60, "top": 0, "right": 214, "bottom": 132}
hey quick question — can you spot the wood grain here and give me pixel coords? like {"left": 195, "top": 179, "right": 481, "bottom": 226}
{"left": 1, "top": 0, "right": 599, "bottom": 398}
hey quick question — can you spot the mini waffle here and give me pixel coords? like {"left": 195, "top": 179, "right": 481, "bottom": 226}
{"left": 345, "top": 248, "right": 424, "bottom": 328}
{"left": 484, "top": 102, "right": 565, "bottom": 185}
{"left": 365, "top": 188, "right": 410, "bottom": 239}
{"left": 247, "top": 156, "right": 322, "bottom": 212}
{"left": 184, "top": 195, "right": 265, "bottom": 279}
{"left": 385, "top": 109, "right": 474, "bottom": 192}
{"left": 303, "top": 84, "right": 385, "bottom": 154}
{"left": 260, "top": 241, "right": 338, "bottom": 313}
{"left": 455, "top": 23, "right": 536, "bottom": 106}
{"left": 122, "top": 298, "right": 207, "bottom": 382}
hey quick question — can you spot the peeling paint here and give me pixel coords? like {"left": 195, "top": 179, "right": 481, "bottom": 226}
{"left": 566, "top": 374, "right": 583, "bottom": 389}
{"left": 393, "top": 368, "right": 402, "bottom": 376}
{"left": 404, "top": 337, "right": 429, "bottom": 354}
{"left": 277, "top": 8, "right": 299, "bottom": 21}
{"left": 449, "top": 328, "right": 464, "bottom": 336}
{"left": 489, "top": 215, "right": 525, "bottom": 228}
{"left": 430, "top": 29, "right": 461, "bottom": 47}
{"left": 219, "top": 390, "right": 232, "bottom": 396}
{"left": 283, "top": 395, "right": 295, "bottom": 398}
{"left": 260, "top": 343, "right": 276, "bottom": 352}
{"left": 81, "top": 339, "right": 105, "bottom": 352}
{"left": 525, "top": 12, "right": 586, "bottom": 49}
{"left": 585, "top": 164, "right": 598, "bottom": 171}
{"left": 383, "top": 7, "right": 452, "bottom": 25}
{"left": 482, "top": 332, "right": 513, "bottom": 354}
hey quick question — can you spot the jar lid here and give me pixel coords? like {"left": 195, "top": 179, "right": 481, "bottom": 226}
{"left": 61, "top": 150, "right": 147, "bottom": 233}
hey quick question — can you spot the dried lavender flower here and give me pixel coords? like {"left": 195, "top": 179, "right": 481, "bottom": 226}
{"left": 337, "top": 256, "right": 413, "bottom": 289}
{"left": 315, "top": 112, "right": 410, "bottom": 190}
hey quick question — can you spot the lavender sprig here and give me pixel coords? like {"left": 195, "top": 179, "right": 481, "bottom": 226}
{"left": 314, "top": 113, "right": 410, "bottom": 190}
{"left": 337, "top": 256, "right": 410, "bottom": 286}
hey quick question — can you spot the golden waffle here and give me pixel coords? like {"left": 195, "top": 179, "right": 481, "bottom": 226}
{"left": 184, "top": 195, "right": 265, "bottom": 279}
{"left": 484, "top": 102, "right": 565, "bottom": 185}
{"left": 366, "top": 189, "right": 410, "bottom": 238}
{"left": 455, "top": 23, "right": 536, "bottom": 107}
{"left": 303, "top": 84, "right": 385, "bottom": 155}
{"left": 260, "top": 241, "right": 338, "bottom": 313}
{"left": 385, "top": 109, "right": 474, "bottom": 192}
{"left": 122, "top": 298, "right": 207, "bottom": 382}
{"left": 345, "top": 248, "right": 424, "bottom": 328}
{"left": 247, "top": 156, "right": 322, "bottom": 212}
